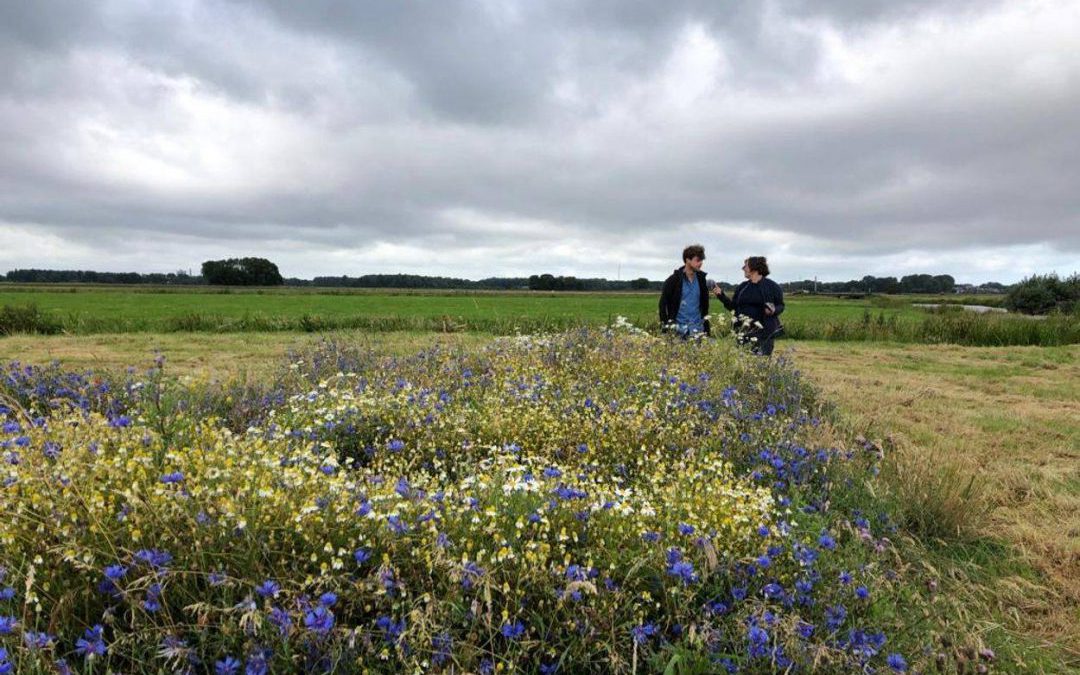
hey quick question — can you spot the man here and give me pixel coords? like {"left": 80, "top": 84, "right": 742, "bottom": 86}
{"left": 659, "top": 244, "right": 710, "bottom": 337}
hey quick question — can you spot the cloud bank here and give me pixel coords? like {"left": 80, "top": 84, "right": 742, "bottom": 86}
{"left": 2, "top": 0, "right": 1078, "bottom": 282}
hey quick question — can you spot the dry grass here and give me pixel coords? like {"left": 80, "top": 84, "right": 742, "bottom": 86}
{"left": 0, "top": 331, "right": 489, "bottom": 378}
{"left": 787, "top": 341, "right": 1080, "bottom": 655}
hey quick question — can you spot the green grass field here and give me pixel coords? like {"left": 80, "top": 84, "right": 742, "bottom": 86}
{"left": 2, "top": 284, "right": 1074, "bottom": 345}
{"left": 0, "top": 285, "right": 905, "bottom": 324}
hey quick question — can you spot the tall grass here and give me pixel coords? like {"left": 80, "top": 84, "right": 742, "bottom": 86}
{"left": 781, "top": 309, "right": 1079, "bottom": 346}
{"left": 3, "top": 297, "right": 1079, "bottom": 346}
{"left": 0, "top": 303, "right": 62, "bottom": 335}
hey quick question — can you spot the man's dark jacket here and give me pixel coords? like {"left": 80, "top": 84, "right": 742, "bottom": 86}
{"left": 658, "top": 267, "right": 710, "bottom": 334}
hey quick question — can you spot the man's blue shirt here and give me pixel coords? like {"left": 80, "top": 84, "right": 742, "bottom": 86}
{"left": 675, "top": 274, "right": 704, "bottom": 333}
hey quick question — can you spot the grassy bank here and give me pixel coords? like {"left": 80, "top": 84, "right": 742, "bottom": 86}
{"left": 787, "top": 341, "right": 1080, "bottom": 662}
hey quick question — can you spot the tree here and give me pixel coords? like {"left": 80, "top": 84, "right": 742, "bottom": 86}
{"left": 1005, "top": 274, "right": 1079, "bottom": 315}
{"left": 201, "top": 258, "right": 283, "bottom": 286}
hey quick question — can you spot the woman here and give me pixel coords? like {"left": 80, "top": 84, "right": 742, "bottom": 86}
{"left": 714, "top": 256, "right": 785, "bottom": 355}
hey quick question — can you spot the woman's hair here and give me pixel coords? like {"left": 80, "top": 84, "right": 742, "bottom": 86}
{"left": 745, "top": 256, "right": 770, "bottom": 276}
{"left": 683, "top": 244, "right": 705, "bottom": 262}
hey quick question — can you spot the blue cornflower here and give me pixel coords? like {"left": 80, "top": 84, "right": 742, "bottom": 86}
{"left": 104, "top": 564, "right": 127, "bottom": 581}
{"left": 855, "top": 585, "right": 870, "bottom": 600}
{"left": 268, "top": 607, "right": 292, "bottom": 636}
{"left": 142, "top": 583, "right": 162, "bottom": 613}
{"left": 378, "top": 567, "right": 397, "bottom": 592}
{"left": 818, "top": 532, "right": 837, "bottom": 550}
{"left": 665, "top": 547, "right": 683, "bottom": 565}
{"left": 887, "top": 653, "right": 908, "bottom": 672}
{"left": 387, "top": 439, "right": 405, "bottom": 452}
{"left": 375, "top": 615, "right": 405, "bottom": 644}
{"left": 839, "top": 571, "right": 852, "bottom": 585}
{"left": 461, "top": 561, "right": 484, "bottom": 590}
{"left": 243, "top": 646, "right": 271, "bottom": 675}
{"left": 678, "top": 523, "right": 695, "bottom": 536}
{"left": 318, "top": 592, "right": 337, "bottom": 607}
{"left": 747, "top": 625, "right": 770, "bottom": 658}
{"left": 825, "top": 605, "right": 847, "bottom": 630}
{"left": 565, "top": 565, "right": 587, "bottom": 582}
{"left": 133, "top": 549, "right": 172, "bottom": 569}
{"left": 668, "top": 560, "right": 698, "bottom": 585}
{"left": 209, "top": 570, "right": 227, "bottom": 585}
{"left": 386, "top": 514, "right": 409, "bottom": 535}
{"left": 0, "top": 649, "right": 11, "bottom": 675}
{"left": 641, "top": 531, "right": 661, "bottom": 543}
{"left": 762, "top": 582, "right": 785, "bottom": 599}
{"left": 632, "top": 623, "right": 657, "bottom": 644}
{"left": 1, "top": 422, "right": 19, "bottom": 434}
{"left": 432, "top": 632, "right": 452, "bottom": 666}
{"left": 0, "top": 588, "right": 14, "bottom": 601}
{"left": 215, "top": 656, "right": 241, "bottom": 675}
{"left": 355, "top": 499, "right": 372, "bottom": 517}
{"left": 757, "top": 525, "right": 770, "bottom": 537}
{"left": 501, "top": 620, "right": 526, "bottom": 640}
{"left": 797, "top": 622, "right": 815, "bottom": 639}
{"left": 255, "top": 580, "right": 280, "bottom": 598}
{"left": 303, "top": 606, "right": 334, "bottom": 635}
{"left": 109, "top": 415, "right": 131, "bottom": 428}
{"left": 0, "top": 616, "right": 16, "bottom": 635}
{"left": 543, "top": 467, "right": 562, "bottom": 479}
{"left": 794, "top": 545, "right": 819, "bottom": 566}
{"left": 756, "top": 554, "right": 771, "bottom": 568}
{"left": 395, "top": 477, "right": 411, "bottom": 498}
{"left": 23, "top": 630, "right": 54, "bottom": 650}
{"left": 74, "top": 624, "right": 107, "bottom": 658}
{"left": 160, "top": 471, "right": 184, "bottom": 484}
{"left": 748, "top": 625, "right": 769, "bottom": 645}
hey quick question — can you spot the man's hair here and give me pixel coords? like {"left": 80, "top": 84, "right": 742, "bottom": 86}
{"left": 745, "top": 256, "right": 770, "bottom": 276}
{"left": 682, "top": 244, "right": 705, "bottom": 262}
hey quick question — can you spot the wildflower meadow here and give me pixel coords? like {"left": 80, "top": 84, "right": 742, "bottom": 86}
{"left": 0, "top": 327, "right": 992, "bottom": 673}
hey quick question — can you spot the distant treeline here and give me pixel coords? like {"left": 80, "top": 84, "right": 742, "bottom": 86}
{"left": 784, "top": 274, "right": 1006, "bottom": 295}
{"left": 4, "top": 268, "right": 1011, "bottom": 294}
{"left": 297, "top": 275, "right": 528, "bottom": 290}
{"left": 527, "top": 275, "right": 662, "bottom": 291}
{"left": 5, "top": 269, "right": 203, "bottom": 285}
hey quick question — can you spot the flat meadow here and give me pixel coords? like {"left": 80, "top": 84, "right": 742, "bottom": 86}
{"left": 1, "top": 285, "right": 1077, "bottom": 345}
{"left": 1, "top": 285, "right": 1077, "bottom": 673}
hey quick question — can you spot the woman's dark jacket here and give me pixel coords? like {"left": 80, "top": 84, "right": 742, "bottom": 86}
{"left": 658, "top": 268, "right": 710, "bottom": 334}
{"left": 717, "top": 278, "right": 785, "bottom": 337}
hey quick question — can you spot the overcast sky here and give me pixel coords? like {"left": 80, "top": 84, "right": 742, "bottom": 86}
{"left": 2, "top": 0, "right": 1078, "bottom": 283}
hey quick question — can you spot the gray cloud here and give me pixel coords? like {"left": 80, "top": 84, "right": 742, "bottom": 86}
{"left": 0, "top": 0, "right": 1077, "bottom": 283}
